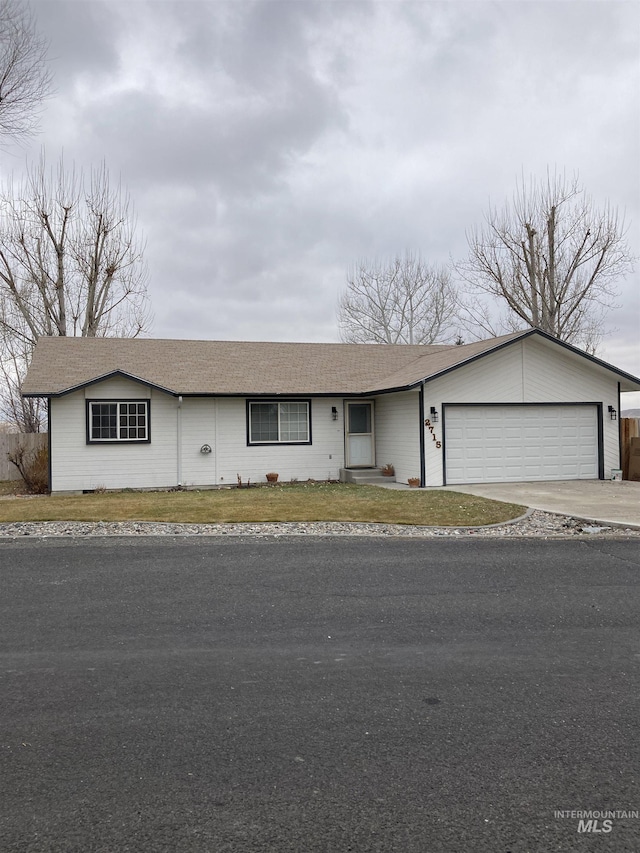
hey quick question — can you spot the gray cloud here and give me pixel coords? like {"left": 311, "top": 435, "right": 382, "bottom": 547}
{"left": 32, "top": 0, "right": 120, "bottom": 85}
{"left": 3, "top": 0, "right": 638, "bottom": 390}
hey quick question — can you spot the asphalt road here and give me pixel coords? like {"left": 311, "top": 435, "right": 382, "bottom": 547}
{"left": 1, "top": 536, "right": 639, "bottom": 853}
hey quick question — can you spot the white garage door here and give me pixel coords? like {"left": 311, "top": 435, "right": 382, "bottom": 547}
{"left": 445, "top": 405, "right": 599, "bottom": 484}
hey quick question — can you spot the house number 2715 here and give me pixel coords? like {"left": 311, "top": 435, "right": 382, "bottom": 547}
{"left": 424, "top": 418, "right": 442, "bottom": 449}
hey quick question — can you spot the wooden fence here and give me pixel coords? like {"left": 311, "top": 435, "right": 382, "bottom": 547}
{"left": 0, "top": 433, "right": 48, "bottom": 481}
{"left": 621, "top": 418, "right": 640, "bottom": 481}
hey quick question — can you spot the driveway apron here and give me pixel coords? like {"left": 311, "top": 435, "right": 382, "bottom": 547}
{"left": 438, "top": 480, "right": 640, "bottom": 528}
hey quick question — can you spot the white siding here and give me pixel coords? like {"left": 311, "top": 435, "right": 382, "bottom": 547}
{"left": 522, "top": 337, "right": 619, "bottom": 475}
{"left": 51, "top": 387, "right": 346, "bottom": 492}
{"left": 84, "top": 378, "right": 152, "bottom": 400}
{"left": 374, "top": 391, "right": 421, "bottom": 484}
{"left": 51, "top": 381, "right": 177, "bottom": 492}
{"left": 423, "top": 338, "right": 620, "bottom": 486}
{"left": 213, "top": 398, "right": 345, "bottom": 486}
{"left": 180, "top": 398, "right": 217, "bottom": 485}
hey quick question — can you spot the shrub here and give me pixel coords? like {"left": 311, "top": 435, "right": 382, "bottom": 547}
{"left": 8, "top": 443, "right": 49, "bottom": 494}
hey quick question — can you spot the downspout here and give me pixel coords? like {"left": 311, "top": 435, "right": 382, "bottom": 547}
{"left": 214, "top": 398, "right": 219, "bottom": 484}
{"left": 419, "top": 383, "right": 426, "bottom": 487}
{"left": 597, "top": 403, "right": 604, "bottom": 480}
{"left": 177, "top": 395, "right": 183, "bottom": 487}
{"left": 47, "top": 398, "right": 52, "bottom": 494}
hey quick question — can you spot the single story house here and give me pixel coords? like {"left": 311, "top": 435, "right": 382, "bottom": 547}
{"left": 21, "top": 329, "right": 640, "bottom": 493}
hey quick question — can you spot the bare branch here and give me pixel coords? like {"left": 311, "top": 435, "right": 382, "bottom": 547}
{"left": 0, "top": 151, "right": 152, "bottom": 431}
{"left": 455, "top": 170, "right": 634, "bottom": 351}
{"left": 338, "top": 252, "right": 458, "bottom": 345}
{"left": 0, "top": 0, "right": 52, "bottom": 142}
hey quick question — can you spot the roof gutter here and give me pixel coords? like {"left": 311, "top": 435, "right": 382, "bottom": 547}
{"left": 47, "top": 398, "right": 52, "bottom": 494}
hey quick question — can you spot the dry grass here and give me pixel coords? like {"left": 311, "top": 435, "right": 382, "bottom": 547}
{"left": 0, "top": 480, "right": 22, "bottom": 497}
{"left": 0, "top": 482, "right": 524, "bottom": 527}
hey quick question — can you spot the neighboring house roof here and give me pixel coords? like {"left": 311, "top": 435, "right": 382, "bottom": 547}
{"left": 21, "top": 329, "right": 640, "bottom": 397}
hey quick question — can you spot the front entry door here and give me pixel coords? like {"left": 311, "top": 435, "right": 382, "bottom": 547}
{"left": 346, "top": 402, "right": 374, "bottom": 467}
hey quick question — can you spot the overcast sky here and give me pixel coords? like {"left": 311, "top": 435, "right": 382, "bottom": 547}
{"left": 3, "top": 0, "right": 640, "bottom": 403}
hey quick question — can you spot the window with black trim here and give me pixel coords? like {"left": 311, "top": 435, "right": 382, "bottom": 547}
{"left": 248, "top": 401, "right": 311, "bottom": 445}
{"left": 87, "top": 401, "right": 150, "bottom": 443}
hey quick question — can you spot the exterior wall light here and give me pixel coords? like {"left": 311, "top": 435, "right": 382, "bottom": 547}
{"left": 332, "top": 406, "right": 338, "bottom": 421}
{"left": 430, "top": 406, "right": 439, "bottom": 423}
{"left": 200, "top": 444, "right": 212, "bottom": 454}
{"left": 608, "top": 406, "right": 617, "bottom": 421}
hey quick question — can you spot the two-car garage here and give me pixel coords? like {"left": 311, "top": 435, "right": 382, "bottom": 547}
{"left": 443, "top": 404, "right": 600, "bottom": 485}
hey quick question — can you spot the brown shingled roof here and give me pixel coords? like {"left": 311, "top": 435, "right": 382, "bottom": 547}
{"left": 27, "top": 329, "right": 640, "bottom": 396}
{"left": 21, "top": 333, "right": 529, "bottom": 397}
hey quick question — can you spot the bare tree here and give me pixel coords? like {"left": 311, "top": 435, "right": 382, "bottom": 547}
{"left": 338, "top": 252, "right": 459, "bottom": 345}
{"left": 0, "top": 153, "right": 151, "bottom": 431}
{"left": 0, "top": 0, "right": 52, "bottom": 142}
{"left": 0, "top": 329, "right": 42, "bottom": 430}
{"left": 456, "top": 171, "right": 634, "bottom": 352}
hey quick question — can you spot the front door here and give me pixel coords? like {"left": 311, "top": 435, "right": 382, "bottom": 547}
{"left": 346, "top": 402, "right": 374, "bottom": 467}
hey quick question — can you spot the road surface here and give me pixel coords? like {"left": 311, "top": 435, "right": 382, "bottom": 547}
{"left": 1, "top": 536, "right": 638, "bottom": 852}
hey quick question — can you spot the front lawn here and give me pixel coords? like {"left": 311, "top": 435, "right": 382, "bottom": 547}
{"left": 0, "top": 482, "right": 524, "bottom": 527}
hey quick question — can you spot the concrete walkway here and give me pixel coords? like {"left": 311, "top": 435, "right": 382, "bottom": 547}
{"left": 438, "top": 480, "right": 640, "bottom": 528}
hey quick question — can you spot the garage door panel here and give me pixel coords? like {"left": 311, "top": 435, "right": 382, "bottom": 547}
{"left": 445, "top": 405, "right": 598, "bottom": 484}
{"left": 524, "top": 445, "right": 544, "bottom": 459}
{"left": 485, "top": 448, "right": 504, "bottom": 460}
{"left": 561, "top": 427, "right": 579, "bottom": 439}
{"left": 465, "top": 428, "right": 484, "bottom": 441}
{"left": 484, "top": 470, "right": 506, "bottom": 481}
{"left": 524, "top": 463, "right": 544, "bottom": 475}
{"left": 504, "top": 447, "right": 522, "bottom": 459}
{"left": 462, "top": 467, "right": 485, "bottom": 481}
{"left": 562, "top": 464, "right": 580, "bottom": 477}
{"left": 504, "top": 429, "right": 522, "bottom": 441}
{"left": 484, "top": 428, "right": 503, "bottom": 440}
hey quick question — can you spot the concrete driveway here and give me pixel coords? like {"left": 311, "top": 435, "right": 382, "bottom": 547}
{"left": 441, "top": 479, "right": 640, "bottom": 528}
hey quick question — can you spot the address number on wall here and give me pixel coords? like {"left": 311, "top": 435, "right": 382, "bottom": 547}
{"left": 424, "top": 418, "right": 442, "bottom": 449}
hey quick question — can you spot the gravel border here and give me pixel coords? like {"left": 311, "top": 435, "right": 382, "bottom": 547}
{"left": 0, "top": 509, "right": 639, "bottom": 539}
